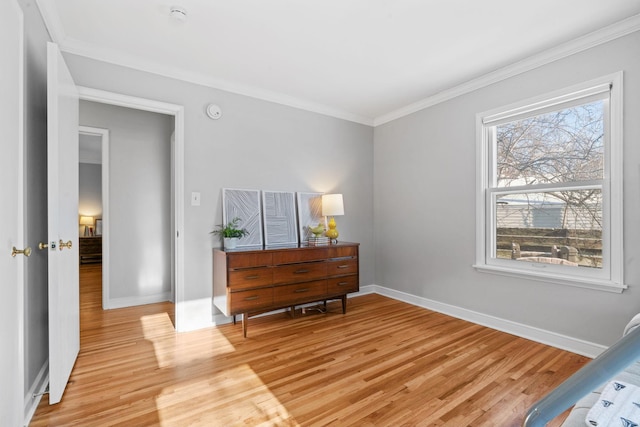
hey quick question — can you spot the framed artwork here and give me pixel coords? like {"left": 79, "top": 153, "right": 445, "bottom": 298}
{"left": 296, "top": 192, "right": 324, "bottom": 242}
{"left": 262, "top": 191, "right": 298, "bottom": 246}
{"left": 222, "top": 188, "right": 263, "bottom": 248}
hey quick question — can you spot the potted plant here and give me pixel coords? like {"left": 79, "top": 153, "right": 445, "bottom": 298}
{"left": 211, "top": 217, "right": 250, "bottom": 249}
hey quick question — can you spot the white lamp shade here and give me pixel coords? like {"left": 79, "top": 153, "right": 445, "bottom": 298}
{"left": 322, "top": 194, "right": 344, "bottom": 216}
{"left": 79, "top": 216, "right": 94, "bottom": 226}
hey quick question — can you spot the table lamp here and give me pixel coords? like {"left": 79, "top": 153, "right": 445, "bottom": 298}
{"left": 80, "top": 216, "right": 94, "bottom": 236}
{"left": 322, "top": 194, "right": 344, "bottom": 244}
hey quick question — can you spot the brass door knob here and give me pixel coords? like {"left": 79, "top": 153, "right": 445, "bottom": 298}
{"left": 59, "top": 240, "right": 72, "bottom": 250}
{"left": 12, "top": 246, "right": 32, "bottom": 257}
{"left": 38, "top": 242, "right": 48, "bottom": 250}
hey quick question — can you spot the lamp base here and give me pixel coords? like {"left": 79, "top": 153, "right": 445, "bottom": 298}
{"left": 326, "top": 216, "right": 339, "bottom": 244}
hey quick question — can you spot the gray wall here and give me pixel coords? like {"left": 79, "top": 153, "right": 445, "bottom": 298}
{"left": 79, "top": 133, "right": 102, "bottom": 163}
{"left": 79, "top": 101, "right": 174, "bottom": 302}
{"left": 18, "top": 0, "right": 50, "bottom": 415}
{"left": 78, "top": 163, "right": 102, "bottom": 221}
{"left": 64, "top": 53, "right": 375, "bottom": 327}
{"left": 374, "top": 31, "right": 640, "bottom": 347}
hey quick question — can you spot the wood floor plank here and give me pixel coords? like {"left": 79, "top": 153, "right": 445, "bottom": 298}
{"left": 30, "top": 264, "right": 589, "bottom": 426}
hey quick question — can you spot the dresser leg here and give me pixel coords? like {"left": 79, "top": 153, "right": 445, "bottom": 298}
{"left": 242, "top": 313, "right": 248, "bottom": 338}
{"left": 341, "top": 295, "right": 347, "bottom": 314}
{"left": 233, "top": 315, "right": 236, "bottom": 325}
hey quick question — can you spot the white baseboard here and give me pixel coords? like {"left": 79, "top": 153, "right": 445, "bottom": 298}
{"left": 351, "top": 284, "right": 376, "bottom": 296}
{"left": 24, "top": 361, "right": 48, "bottom": 426}
{"left": 208, "top": 283, "right": 605, "bottom": 357}
{"left": 175, "top": 298, "right": 217, "bottom": 332}
{"left": 107, "top": 292, "right": 172, "bottom": 310}
{"left": 358, "top": 284, "right": 605, "bottom": 358}
{"left": 213, "top": 313, "right": 232, "bottom": 326}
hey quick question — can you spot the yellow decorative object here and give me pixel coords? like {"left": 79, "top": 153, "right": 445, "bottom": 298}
{"left": 325, "top": 217, "right": 339, "bottom": 241}
{"left": 322, "top": 194, "right": 344, "bottom": 244}
{"left": 310, "top": 223, "right": 325, "bottom": 237}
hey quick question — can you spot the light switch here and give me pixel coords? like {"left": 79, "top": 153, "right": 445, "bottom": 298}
{"left": 191, "top": 192, "right": 201, "bottom": 206}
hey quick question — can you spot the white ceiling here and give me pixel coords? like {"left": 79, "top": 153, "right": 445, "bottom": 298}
{"left": 37, "top": 1, "right": 640, "bottom": 126}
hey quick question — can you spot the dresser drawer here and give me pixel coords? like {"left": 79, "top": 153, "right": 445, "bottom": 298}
{"left": 229, "top": 287, "right": 274, "bottom": 313}
{"left": 273, "top": 280, "right": 327, "bottom": 305}
{"left": 327, "top": 246, "right": 358, "bottom": 258}
{"left": 79, "top": 237, "right": 102, "bottom": 253}
{"left": 227, "top": 252, "right": 273, "bottom": 269}
{"left": 326, "top": 258, "right": 358, "bottom": 276}
{"left": 327, "top": 276, "right": 359, "bottom": 294}
{"left": 228, "top": 267, "right": 273, "bottom": 290}
{"left": 273, "top": 262, "right": 327, "bottom": 284}
{"left": 272, "top": 248, "right": 328, "bottom": 264}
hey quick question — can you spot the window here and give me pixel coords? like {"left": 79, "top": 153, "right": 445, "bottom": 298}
{"left": 475, "top": 73, "right": 624, "bottom": 292}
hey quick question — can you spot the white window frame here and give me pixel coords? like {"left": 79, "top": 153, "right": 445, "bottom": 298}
{"left": 474, "top": 72, "right": 624, "bottom": 293}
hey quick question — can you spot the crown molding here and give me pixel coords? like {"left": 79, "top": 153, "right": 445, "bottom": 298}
{"left": 35, "top": 2, "right": 373, "bottom": 126}
{"left": 62, "top": 37, "right": 374, "bottom": 126}
{"left": 373, "top": 13, "right": 640, "bottom": 126}
{"left": 36, "top": 0, "right": 639, "bottom": 128}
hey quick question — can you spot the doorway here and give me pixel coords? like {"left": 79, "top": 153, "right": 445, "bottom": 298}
{"left": 79, "top": 126, "right": 109, "bottom": 306}
{"left": 77, "top": 87, "right": 185, "bottom": 331}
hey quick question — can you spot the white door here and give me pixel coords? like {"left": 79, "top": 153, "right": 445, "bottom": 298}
{"left": 0, "top": 1, "right": 25, "bottom": 423}
{"left": 47, "top": 42, "right": 80, "bottom": 405}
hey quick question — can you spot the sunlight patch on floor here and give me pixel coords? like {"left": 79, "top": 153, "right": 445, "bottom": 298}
{"left": 140, "top": 313, "right": 236, "bottom": 368}
{"left": 154, "top": 364, "right": 298, "bottom": 426}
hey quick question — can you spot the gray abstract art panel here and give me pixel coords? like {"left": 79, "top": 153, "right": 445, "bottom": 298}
{"left": 296, "top": 192, "right": 324, "bottom": 243}
{"left": 262, "top": 191, "right": 298, "bottom": 246}
{"left": 222, "top": 188, "right": 263, "bottom": 248}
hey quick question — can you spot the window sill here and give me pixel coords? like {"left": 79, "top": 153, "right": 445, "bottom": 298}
{"left": 472, "top": 263, "right": 626, "bottom": 293}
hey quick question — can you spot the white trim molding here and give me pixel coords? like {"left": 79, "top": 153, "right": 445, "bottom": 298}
{"left": 367, "top": 284, "right": 606, "bottom": 358}
{"left": 33, "top": 0, "right": 374, "bottom": 127}
{"left": 35, "top": 0, "right": 640, "bottom": 128}
{"left": 65, "top": 38, "right": 373, "bottom": 126}
{"left": 108, "top": 293, "right": 173, "bottom": 310}
{"left": 23, "top": 361, "right": 48, "bottom": 427}
{"left": 374, "top": 15, "right": 640, "bottom": 126}
{"left": 78, "top": 126, "right": 110, "bottom": 309}
{"left": 211, "top": 282, "right": 604, "bottom": 358}
{"left": 77, "top": 87, "right": 187, "bottom": 331}
{"left": 474, "top": 72, "right": 624, "bottom": 293}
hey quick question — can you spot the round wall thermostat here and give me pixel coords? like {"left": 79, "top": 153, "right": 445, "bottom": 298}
{"left": 206, "top": 104, "right": 222, "bottom": 120}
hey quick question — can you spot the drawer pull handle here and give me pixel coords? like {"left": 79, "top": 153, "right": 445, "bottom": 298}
{"left": 245, "top": 275, "right": 260, "bottom": 280}
{"left": 244, "top": 296, "right": 260, "bottom": 301}
{"left": 294, "top": 288, "right": 309, "bottom": 293}
{"left": 294, "top": 269, "right": 310, "bottom": 274}
{"left": 337, "top": 282, "right": 349, "bottom": 286}
{"left": 337, "top": 265, "right": 349, "bottom": 269}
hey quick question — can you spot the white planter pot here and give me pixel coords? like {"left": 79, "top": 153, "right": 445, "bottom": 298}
{"left": 224, "top": 237, "right": 238, "bottom": 249}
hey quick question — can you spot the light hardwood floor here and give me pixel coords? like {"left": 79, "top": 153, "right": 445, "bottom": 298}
{"left": 31, "top": 265, "right": 588, "bottom": 426}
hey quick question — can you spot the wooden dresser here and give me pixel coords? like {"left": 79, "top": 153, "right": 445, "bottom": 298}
{"left": 79, "top": 236, "right": 102, "bottom": 264}
{"left": 213, "top": 242, "right": 359, "bottom": 337}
